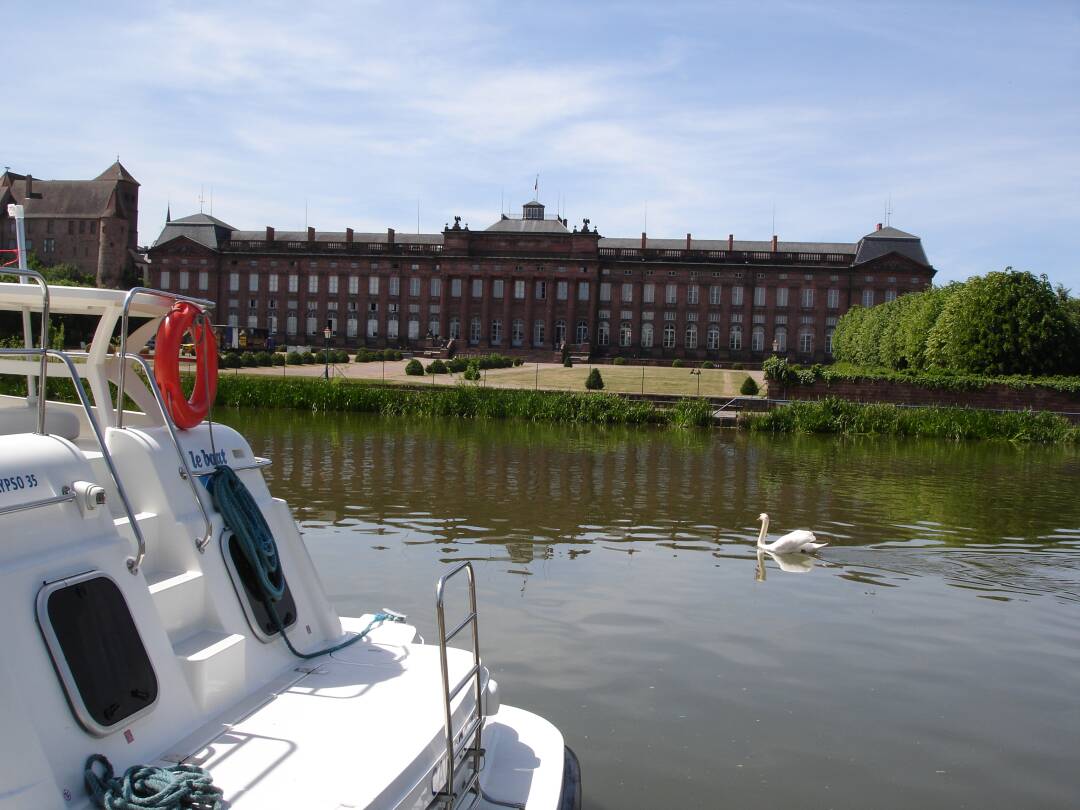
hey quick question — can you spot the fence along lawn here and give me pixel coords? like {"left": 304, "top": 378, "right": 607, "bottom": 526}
{"left": 229, "top": 359, "right": 762, "bottom": 398}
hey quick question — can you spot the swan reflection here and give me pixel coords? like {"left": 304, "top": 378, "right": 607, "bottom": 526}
{"left": 756, "top": 547, "right": 817, "bottom": 580}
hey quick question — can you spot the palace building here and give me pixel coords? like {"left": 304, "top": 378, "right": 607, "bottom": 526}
{"left": 0, "top": 162, "right": 141, "bottom": 287}
{"left": 147, "top": 200, "right": 935, "bottom": 364}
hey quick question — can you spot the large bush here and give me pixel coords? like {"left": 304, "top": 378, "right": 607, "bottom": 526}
{"left": 739, "top": 376, "right": 760, "bottom": 396}
{"left": 585, "top": 368, "right": 604, "bottom": 390}
{"left": 404, "top": 358, "right": 424, "bottom": 376}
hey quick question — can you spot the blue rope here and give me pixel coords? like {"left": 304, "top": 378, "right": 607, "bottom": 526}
{"left": 84, "top": 754, "right": 222, "bottom": 809}
{"left": 206, "top": 464, "right": 402, "bottom": 659}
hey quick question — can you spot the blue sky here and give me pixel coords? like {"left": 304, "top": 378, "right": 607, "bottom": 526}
{"left": 7, "top": 1, "right": 1079, "bottom": 287}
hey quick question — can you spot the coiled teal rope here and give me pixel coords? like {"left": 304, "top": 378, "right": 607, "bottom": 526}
{"left": 206, "top": 464, "right": 401, "bottom": 659}
{"left": 84, "top": 754, "right": 223, "bottom": 809}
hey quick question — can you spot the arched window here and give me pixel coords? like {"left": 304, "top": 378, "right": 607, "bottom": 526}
{"left": 576, "top": 319, "right": 589, "bottom": 343}
{"left": 619, "top": 322, "right": 633, "bottom": 347}
{"left": 554, "top": 319, "right": 567, "bottom": 346}
{"left": 641, "top": 322, "right": 654, "bottom": 348}
{"left": 751, "top": 325, "right": 765, "bottom": 352}
{"left": 707, "top": 325, "right": 720, "bottom": 350}
{"left": 490, "top": 318, "right": 502, "bottom": 345}
{"left": 729, "top": 324, "right": 742, "bottom": 350}
{"left": 469, "top": 316, "right": 481, "bottom": 344}
{"left": 597, "top": 322, "right": 610, "bottom": 346}
{"left": 663, "top": 323, "right": 676, "bottom": 348}
{"left": 512, "top": 318, "right": 524, "bottom": 347}
{"left": 799, "top": 328, "right": 814, "bottom": 355}
{"left": 825, "top": 329, "right": 834, "bottom": 355}
{"left": 773, "top": 326, "right": 786, "bottom": 353}
{"left": 685, "top": 323, "right": 697, "bottom": 349}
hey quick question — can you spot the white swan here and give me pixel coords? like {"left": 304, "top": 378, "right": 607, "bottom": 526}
{"left": 756, "top": 513, "right": 827, "bottom": 554}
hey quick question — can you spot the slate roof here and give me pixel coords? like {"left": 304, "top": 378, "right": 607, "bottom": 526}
{"left": 598, "top": 237, "right": 856, "bottom": 254}
{"left": 152, "top": 213, "right": 236, "bottom": 250}
{"left": 93, "top": 161, "right": 140, "bottom": 185}
{"left": 853, "top": 226, "right": 930, "bottom": 267}
{"left": 230, "top": 230, "right": 444, "bottom": 245}
{"left": 484, "top": 217, "right": 569, "bottom": 234}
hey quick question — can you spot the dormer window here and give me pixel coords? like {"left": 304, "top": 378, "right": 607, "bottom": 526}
{"left": 522, "top": 201, "right": 545, "bottom": 220}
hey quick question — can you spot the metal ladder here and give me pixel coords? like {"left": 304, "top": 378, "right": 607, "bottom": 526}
{"left": 434, "top": 561, "right": 484, "bottom": 809}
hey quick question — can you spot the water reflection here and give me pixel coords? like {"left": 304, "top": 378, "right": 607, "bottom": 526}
{"left": 755, "top": 547, "right": 817, "bottom": 578}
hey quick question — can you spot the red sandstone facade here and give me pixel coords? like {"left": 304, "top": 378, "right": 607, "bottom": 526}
{"left": 0, "top": 162, "right": 141, "bottom": 287}
{"left": 147, "top": 201, "right": 935, "bottom": 364}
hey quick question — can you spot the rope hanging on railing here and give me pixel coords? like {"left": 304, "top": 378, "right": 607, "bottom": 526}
{"left": 206, "top": 464, "right": 401, "bottom": 659}
{"left": 84, "top": 753, "right": 223, "bottom": 809}
{"left": 0, "top": 248, "right": 18, "bottom": 267}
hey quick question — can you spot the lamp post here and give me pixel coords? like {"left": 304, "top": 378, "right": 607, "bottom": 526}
{"left": 323, "top": 322, "right": 332, "bottom": 380}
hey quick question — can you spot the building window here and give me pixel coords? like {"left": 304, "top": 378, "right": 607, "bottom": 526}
{"left": 535, "top": 280, "right": 547, "bottom": 300}
{"left": 556, "top": 280, "right": 568, "bottom": 300}
{"left": 288, "top": 274, "right": 299, "bottom": 293}
{"left": 731, "top": 286, "right": 744, "bottom": 306}
{"left": 665, "top": 283, "right": 677, "bottom": 305}
{"left": 754, "top": 286, "right": 765, "bottom": 307}
{"left": 597, "top": 322, "right": 609, "bottom": 346}
{"left": 685, "top": 323, "right": 698, "bottom": 349}
{"left": 348, "top": 276, "right": 358, "bottom": 295}
{"left": 729, "top": 324, "right": 742, "bottom": 350}
{"left": 197, "top": 271, "right": 208, "bottom": 290}
{"left": 177, "top": 271, "right": 188, "bottom": 289}
{"left": 707, "top": 325, "right": 720, "bottom": 350}
{"left": 390, "top": 276, "right": 401, "bottom": 296}
{"left": 246, "top": 273, "right": 258, "bottom": 292}
{"left": 514, "top": 280, "right": 525, "bottom": 299}
{"left": 709, "top": 285, "right": 721, "bottom": 305}
{"left": 578, "top": 281, "right": 590, "bottom": 301}
{"left": 308, "top": 276, "right": 318, "bottom": 294}
{"left": 643, "top": 283, "right": 655, "bottom": 304}
{"left": 751, "top": 325, "right": 765, "bottom": 352}
{"left": 827, "top": 288, "right": 839, "bottom": 309}
{"left": 662, "top": 323, "right": 675, "bottom": 348}
{"left": 776, "top": 287, "right": 788, "bottom": 307}
{"left": 428, "top": 319, "right": 440, "bottom": 338}
{"left": 492, "top": 279, "right": 504, "bottom": 298}
{"left": 368, "top": 276, "right": 379, "bottom": 295}
{"left": 229, "top": 272, "right": 240, "bottom": 292}
{"left": 576, "top": 319, "right": 588, "bottom": 343}
{"left": 159, "top": 270, "right": 171, "bottom": 288}
{"left": 885, "top": 289, "right": 897, "bottom": 302}
{"left": 825, "top": 329, "right": 835, "bottom": 355}
{"left": 471, "top": 278, "right": 483, "bottom": 298}
{"left": 469, "top": 317, "right": 481, "bottom": 344}
{"left": 347, "top": 315, "right": 358, "bottom": 338}
{"left": 287, "top": 315, "right": 298, "bottom": 335}
{"left": 306, "top": 315, "right": 317, "bottom": 335}
{"left": 599, "top": 282, "right": 612, "bottom": 302}
{"left": 409, "top": 277, "right": 420, "bottom": 297}
{"left": 688, "top": 284, "right": 699, "bottom": 305}
{"left": 490, "top": 318, "right": 502, "bottom": 345}
{"left": 449, "top": 316, "right": 460, "bottom": 340}
{"left": 266, "top": 274, "right": 277, "bottom": 293}
{"left": 450, "top": 278, "right": 461, "bottom": 297}
{"left": 430, "top": 277, "right": 441, "bottom": 297}
{"left": 641, "top": 322, "right": 654, "bottom": 348}
{"left": 533, "top": 320, "right": 545, "bottom": 346}
{"left": 799, "top": 329, "right": 814, "bottom": 355}
{"left": 367, "top": 317, "right": 378, "bottom": 338}
{"left": 512, "top": 319, "right": 525, "bottom": 347}
{"left": 619, "top": 322, "right": 633, "bottom": 347}
{"left": 387, "top": 318, "right": 399, "bottom": 340}
{"left": 621, "top": 283, "right": 633, "bottom": 303}
{"left": 862, "top": 289, "right": 874, "bottom": 308}
{"left": 554, "top": 319, "right": 567, "bottom": 346}
{"left": 801, "top": 288, "right": 814, "bottom": 308}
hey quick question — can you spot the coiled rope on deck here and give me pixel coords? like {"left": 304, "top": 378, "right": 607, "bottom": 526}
{"left": 206, "top": 463, "right": 400, "bottom": 659}
{"left": 84, "top": 754, "right": 223, "bottom": 809}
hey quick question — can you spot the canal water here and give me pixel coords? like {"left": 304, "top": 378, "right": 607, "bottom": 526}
{"left": 218, "top": 410, "right": 1080, "bottom": 810}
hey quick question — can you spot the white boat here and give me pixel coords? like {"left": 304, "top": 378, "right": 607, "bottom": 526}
{"left": 0, "top": 203, "right": 581, "bottom": 809}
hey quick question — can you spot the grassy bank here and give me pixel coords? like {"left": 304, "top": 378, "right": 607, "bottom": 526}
{"left": 741, "top": 397, "right": 1080, "bottom": 443}
{"left": 213, "top": 374, "right": 715, "bottom": 428}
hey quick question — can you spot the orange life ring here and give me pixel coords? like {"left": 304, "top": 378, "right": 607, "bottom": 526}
{"left": 154, "top": 302, "right": 218, "bottom": 430}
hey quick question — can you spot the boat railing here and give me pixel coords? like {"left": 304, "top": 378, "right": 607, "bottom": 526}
{"left": 0, "top": 266, "right": 51, "bottom": 434}
{"left": 0, "top": 347, "right": 148, "bottom": 574}
{"left": 70, "top": 350, "right": 215, "bottom": 555}
{"left": 115, "top": 286, "right": 214, "bottom": 429}
{"left": 434, "top": 561, "right": 484, "bottom": 809}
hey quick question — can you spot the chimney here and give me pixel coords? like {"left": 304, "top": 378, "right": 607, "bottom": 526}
{"left": 640, "top": 231, "right": 647, "bottom": 250}
{"left": 876, "top": 222, "right": 883, "bottom": 231}
{"left": 265, "top": 226, "right": 274, "bottom": 242}
{"left": 345, "top": 227, "right": 353, "bottom": 243}
{"left": 772, "top": 234, "right": 778, "bottom": 252}
{"left": 728, "top": 234, "right": 734, "bottom": 251}
{"left": 307, "top": 226, "right": 315, "bottom": 242}
{"left": 387, "top": 227, "right": 395, "bottom": 245}
{"left": 686, "top": 233, "right": 692, "bottom": 250}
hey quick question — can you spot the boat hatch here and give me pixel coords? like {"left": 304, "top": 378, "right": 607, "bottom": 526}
{"left": 36, "top": 571, "right": 158, "bottom": 736}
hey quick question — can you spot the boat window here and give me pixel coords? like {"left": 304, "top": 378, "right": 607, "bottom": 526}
{"left": 38, "top": 573, "right": 157, "bottom": 735}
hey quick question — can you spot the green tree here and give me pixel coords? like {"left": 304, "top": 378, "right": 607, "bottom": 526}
{"left": 585, "top": 368, "right": 604, "bottom": 390}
